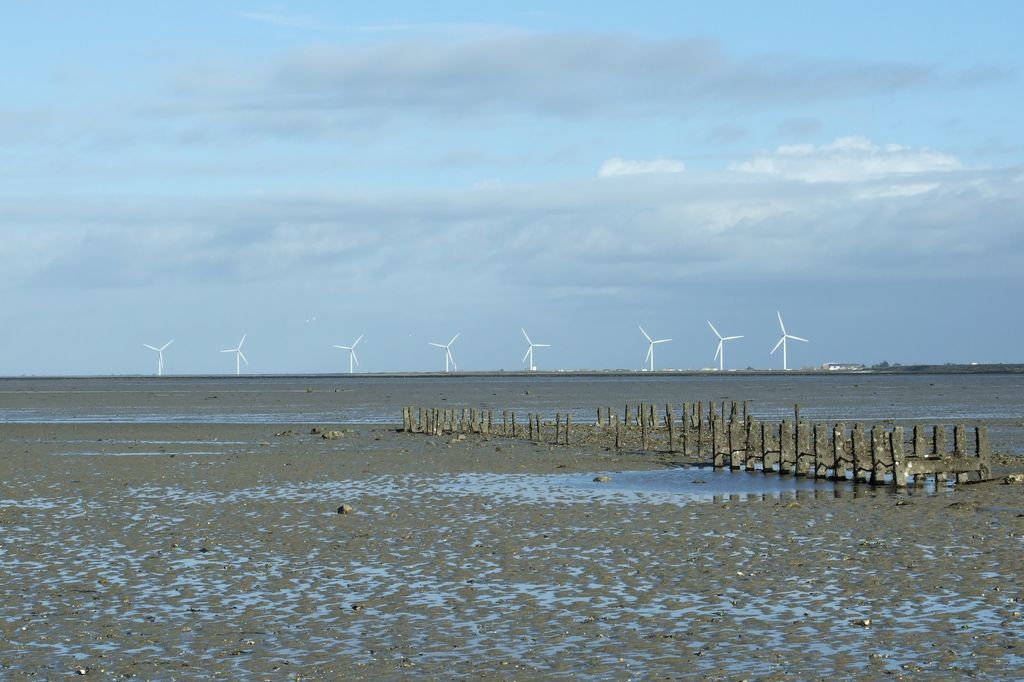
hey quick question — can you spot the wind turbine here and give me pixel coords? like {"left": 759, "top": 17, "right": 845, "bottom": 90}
{"left": 639, "top": 325, "right": 671, "bottom": 372}
{"left": 143, "top": 340, "right": 174, "bottom": 376}
{"left": 770, "top": 311, "right": 808, "bottom": 370}
{"left": 220, "top": 334, "right": 248, "bottom": 375}
{"left": 428, "top": 333, "right": 460, "bottom": 373}
{"left": 707, "top": 321, "right": 743, "bottom": 371}
{"left": 333, "top": 334, "right": 363, "bottom": 374}
{"left": 521, "top": 328, "right": 550, "bottom": 371}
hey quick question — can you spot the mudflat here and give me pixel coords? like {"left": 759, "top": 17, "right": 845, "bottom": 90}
{"left": 2, "top": 420, "right": 1023, "bottom": 680}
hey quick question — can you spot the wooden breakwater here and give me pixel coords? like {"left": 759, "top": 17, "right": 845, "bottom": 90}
{"left": 400, "top": 401, "right": 992, "bottom": 488}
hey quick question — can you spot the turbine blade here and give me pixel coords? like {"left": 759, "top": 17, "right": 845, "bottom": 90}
{"left": 771, "top": 336, "right": 785, "bottom": 354}
{"left": 352, "top": 334, "right": 363, "bottom": 348}
{"left": 789, "top": 335, "right": 809, "bottom": 343}
{"left": 707, "top": 321, "right": 721, "bottom": 339}
{"left": 777, "top": 311, "right": 786, "bottom": 334}
{"left": 162, "top": 340, "right": 175, "bottom": 350}
{"left": 238, "top": 334, "right": 246, "bottom": 348}
{"left": 523, "top": 348, "right": 532, "bottom": 364}
{"left": 429, "top": 342, "right": 445, "bottom": 348}
{"left": 521, "top": 328, "right": 531, "bottom": 344}
{"left": 448, "top": 349, "right": 456, "bottom": 371}
{"left": 238, "top": 350, "right": 248, "bottom": 364}
{"left": 334, "top": 345, "right": 347, "bottom": 350}
{"left": 535, "top": 343, "right": 550, "bottom": 348}
{"left": 144, "top": 344, "right": 159, "bottom": 351}
{"left": 645, "top": 345, "right": 653, "bottom": 362}
{"left": 723, "top": 335, "right": 743, "bottom": 341}
{"left": 654, "top": 338, "right": 671, "bottom": 344}
{"left": 639, "top": 326, "right": 652, "bottom": 342}
{"left": 352, "top": 350, "right": 359, "bottom": 366}
{"left": 714, "top": 342, "right": 722, "bottom": 362}
{"left": 220, "top": 349, "right": 234, "bottom": 353}
{"left": 449, "top": 332, "right": 460, "bottom": 346}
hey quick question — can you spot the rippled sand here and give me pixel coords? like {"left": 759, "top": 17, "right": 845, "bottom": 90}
{"left": 2, "top": 423, "right": 1023, "bottom": 679}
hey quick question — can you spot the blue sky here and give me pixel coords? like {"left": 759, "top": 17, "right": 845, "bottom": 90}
{"left": 2, "top": 2, "right": 1022, "bottom": 374}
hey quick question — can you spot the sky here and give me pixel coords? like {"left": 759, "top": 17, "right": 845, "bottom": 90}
{"left": 2, "top": 1, "right": 1022, "bottom": 375}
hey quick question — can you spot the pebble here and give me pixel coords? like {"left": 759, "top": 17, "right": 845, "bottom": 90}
{"left": 336, "top": 504, "right": 355, "bottom": 515}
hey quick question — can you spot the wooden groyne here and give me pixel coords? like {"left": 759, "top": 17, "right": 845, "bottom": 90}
{"left": 400, "top": 401, "right": 992, "bottom": 487}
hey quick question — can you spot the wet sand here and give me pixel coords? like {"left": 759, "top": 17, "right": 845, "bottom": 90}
{"left": 2, "top": 420, "right": 1023, "bottom": 680}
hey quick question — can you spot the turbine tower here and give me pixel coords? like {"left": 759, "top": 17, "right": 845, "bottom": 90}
{"left": 639, "top": 325, "right": 671, "bottom": 372}
{"left": 770, "top": 311, "right": 808, "bottom": 370}
{"left": 428, "top": 333, "right": 460, "bottom": 373}
{"left": 143, "top": 340, "right": 174, "bottom": 376}
{"left": 220, "top": 334, "right": 248, "bottom": 375}
{"left": 521, "top": 328, "right": 550, "bottom": 371}
{"left": 333, "top": 334, "right": 363, "bottom": 374}
{"left": 707, "top": 321, "right": 743, "bottom": 371}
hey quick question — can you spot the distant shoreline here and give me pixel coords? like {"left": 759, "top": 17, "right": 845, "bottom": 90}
{"left": 2, "top": 363, "right": 1022, "bottom": 380}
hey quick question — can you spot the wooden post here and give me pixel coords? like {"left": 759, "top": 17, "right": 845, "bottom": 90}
{"left": 813, "top": 423, "right": 831, "bottom": 478}
{"left": 712, "top": 415, "right": 726, "bottom": 468}
{"left": 745, "top": 416, "right": 758, "bottom": 471}
{"left": 729, "top": 415, "right": 744, "bottom": 469}
{"left": 933, "top": 425, "right": 947, "bottom": 456}
{"left": 528, "top": 413, "right": 534, "bottom": 441}
{"left": 833, "top": 423, "right": 847, "bottom": 480}
{"left": 730, "top": 401, "right": 739, "bottom": 423}
{"left": 870, "top": 425, "right": 888, "bottom": 484}
{"left": 742, "top": 400, "right": 751, "bottom": 422}
{"left": 779, "top": 420, "right": 794, "bottom": 475}
{"left": 795, "top": 420, "right": 811, "bottom": 476}
{"left": 555, "top": 413, "right": 562, "bottom": 445}
{"left": 503, "top": 409, "right": 509, "bottom": 437}
{"left": 511, "top": 411, "right": 517, "bottom": 437}
{"left": 614, "top": 414, "right": 621, "bottom": 450}
{"left": 762, "top": 421, "right": 778, "bottom": 472}
{"left": 625, "top": 403, "right": 630, "bottom": 428}
{"left": 565, "top": 414, "right": 571, "bottom": 446}
{"left": 697, "top": 402, "right": 705, "bottom": 457}
{"left": 597, "top": 408, "right": 604, "bottom": 427}
{"left": 417, "top": 407, "right": 424, "bottom": 433}
{"left": 953, "top": 424, "right": 966, "bottom": 456}
{"left": 976, "top": 426, "right": 991, "bottom": 480}
{"left": 640, "top": 406, "right": 648, "bottom": 451}
{"left": 666, "top": 404, "right": 675, "bottom": 452}
{"left": 852, "top": 424, "right": 869, "bottom": 483}
{"left": 892, "top": 427, "right": 908, "bottom": 487}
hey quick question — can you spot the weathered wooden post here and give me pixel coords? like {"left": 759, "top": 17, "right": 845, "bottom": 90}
{"left": 712, "top": 415, "right": 726, "bottom": 468}
{"left": 744, "top": 416, "right": 759, "bottom": 471}
{"left": 892, "top": 427, "right": 908, "bottom": 487}
{"left": 813, "top": 423, "right": 831, "bottom": 479}
{"left": 953, "top": 424, "right": 967, "bottom": 456}
{"left": 625, "top": 403, "right": 630, "bottom": 428}
{"left": 555, "top": 413, "right": 562, "bottom": 445}
{"left": 852, "top": 424, "right": 870, "bottom": 483}
{"left": 795, "top": 419, "right": 812, "bottom": 476}
{"left": 976, "top": 426, "right": 991, "bottom": 480}
{"left": 743, "top": 400, "right": 751, "bottom": 422}
{"left": 666, "top": 404, "right": 675, "bottom": 452}
{"left": 502, "top": 410, "right": 509, "bottom": 437}
{"left": 597, "top": 408, "right": 604, "bottom": 427}
{"left": 640, "top": 406, "right": 648, "bottom": 451}
{"left": 614, "top": 413, "right": 622, "bottom": 450}
{"left": 833, "top": 423, "right": 848, "bottom": 480}
{"left": 511, "top": 411, "right": 517, "bottom": 437}
{"left": 528, "top": 413, "right": 534, "bottom": 441}
{"left": 762, "top": 421, "right": 778, "bottom": 472}
{"left": 697, "top": 402, "right": 705, "bottom": 457}
{"left": 933, "top": 425, "right": 947, "bottom": 456}
{"left": 564, "top": 414, "right": 571, "bottom": 446}
{"left": 728, "top": 415, "right": 744, "bottom": 469}
{"left": 779, "top": 420, "right": 795, "bottom": 475}
{"left": 870, "top": 425, "right": 889, "bottom": 484}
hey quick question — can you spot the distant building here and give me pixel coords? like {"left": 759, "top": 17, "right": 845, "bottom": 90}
{"left": 822, "top": 362, "right": 865, "bottom": 371}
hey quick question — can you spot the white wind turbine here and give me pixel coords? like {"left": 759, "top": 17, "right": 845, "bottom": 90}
{"left": 143, "top": 340, "right": 174, "bottom": 376}
{"left": 221, "top": 334, "right": 248, "bottom": 375}
{"left": 707, "top": 321, "right": 743, "bottom": 371}
{"left": 770, "top": 311, "right": 808, "bottom": 370}
{"left": 639, "top": 325, "right": 671, "bottom": 372}
{"left": 428, "top": 333, "right": 460, "bottom": 373}
{"left": 333, "top": 334, "right": 363, "bottom": 374}
{"left": 521, "top": 328, "right": 550, "bottom": 371}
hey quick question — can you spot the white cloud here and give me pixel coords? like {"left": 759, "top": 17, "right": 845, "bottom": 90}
{"left": 598, "top": 157, "right": 686, "bottom": 177}
{"left": 729, "top": 136, "right": 962, "bottom": 183}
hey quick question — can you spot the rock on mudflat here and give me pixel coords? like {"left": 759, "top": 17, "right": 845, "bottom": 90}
{"left": 1004, "top": 473, "right": 1024, "bottom": 484}
{"left": 336, "top": 504, "right": 355, "bottom": 515}
{"left": 593, "top": 475, "right": 611, "bottom": 483}
{"left": 322, "top": 430, "right": 345, "bottom": 440}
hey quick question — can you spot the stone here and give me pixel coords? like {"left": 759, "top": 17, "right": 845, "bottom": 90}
{"left": 1003, "top": 473, "right": 1024, "bottom": 484}
{"left": 593, "top": 475, "right": 611, "bottom": 483}
{"left": 322, "top": 430, "right": 344, "bottom": 440}
{"left": 336, "top": 504, "right": 355, "bottom": 515}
